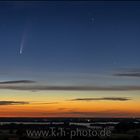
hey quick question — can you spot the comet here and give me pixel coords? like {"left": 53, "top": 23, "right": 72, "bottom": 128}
{"left": 19, "top": 28, "right": 26, "bottom": 55}
{"left": 19, "top": 20, "right": 30, "bottom": 55}
{"left": 19, "top": 36, "right": 25, "bottom": 54}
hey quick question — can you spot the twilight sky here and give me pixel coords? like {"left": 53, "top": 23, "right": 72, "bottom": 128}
{"left": 0, "top": 1, "right": 140, "bottom": 117}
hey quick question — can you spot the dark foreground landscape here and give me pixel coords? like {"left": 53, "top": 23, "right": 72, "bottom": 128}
{"left": 0, "top": 118, "right": 140, "bottom": 140}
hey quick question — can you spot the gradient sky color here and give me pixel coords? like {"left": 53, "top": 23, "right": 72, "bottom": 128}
{"left": 0, "top": 1, "right": 140, "bottom": 118}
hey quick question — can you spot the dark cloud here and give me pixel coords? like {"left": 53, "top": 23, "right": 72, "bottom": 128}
{"left": 114, "top": 73, "right": 140, "bottom": 77}
{"left": 36, "top": 102, "right": 59, "bottom": 105}
{"left": 0, "top": 85, "right": 140, "bottom": 91}
{"left": 65, "top": 111, "right": 135, "bottom": 117}
{"left": 41, "top": 110, "right": 137, "bottom": 117}
{"left": 0, "top": 80, "right": 36, "bottom": 84}
{"left": 57, "top": 108, "right": 67, "bottom": 111}
{"left": 113, "top": 68, "right": 140, "bottom": 77}
{"left": 70, "top": 97, "right": 131, "bottom": 101}
{"left": 0, "top": 101, "right": 29, "bottom": 105}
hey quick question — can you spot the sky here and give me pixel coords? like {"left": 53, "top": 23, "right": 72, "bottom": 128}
{"left": 0, "top": 1, "right": 140, "bottom": 118}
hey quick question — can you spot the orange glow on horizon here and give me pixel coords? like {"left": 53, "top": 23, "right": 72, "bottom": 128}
{"left": 0, "top": 100, "right": 139, "bottom": 118}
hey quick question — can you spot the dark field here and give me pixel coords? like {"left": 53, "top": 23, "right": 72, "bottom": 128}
{"left": 0, "top": 118, "right": 140, "bottom": 140}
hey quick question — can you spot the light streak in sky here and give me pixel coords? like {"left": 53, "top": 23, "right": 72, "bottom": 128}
{"left": 19, "top": 34, "right": 25, "bottom": 54}
{"left": 19, "top": 21, "right": 30, "bottom": 55}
